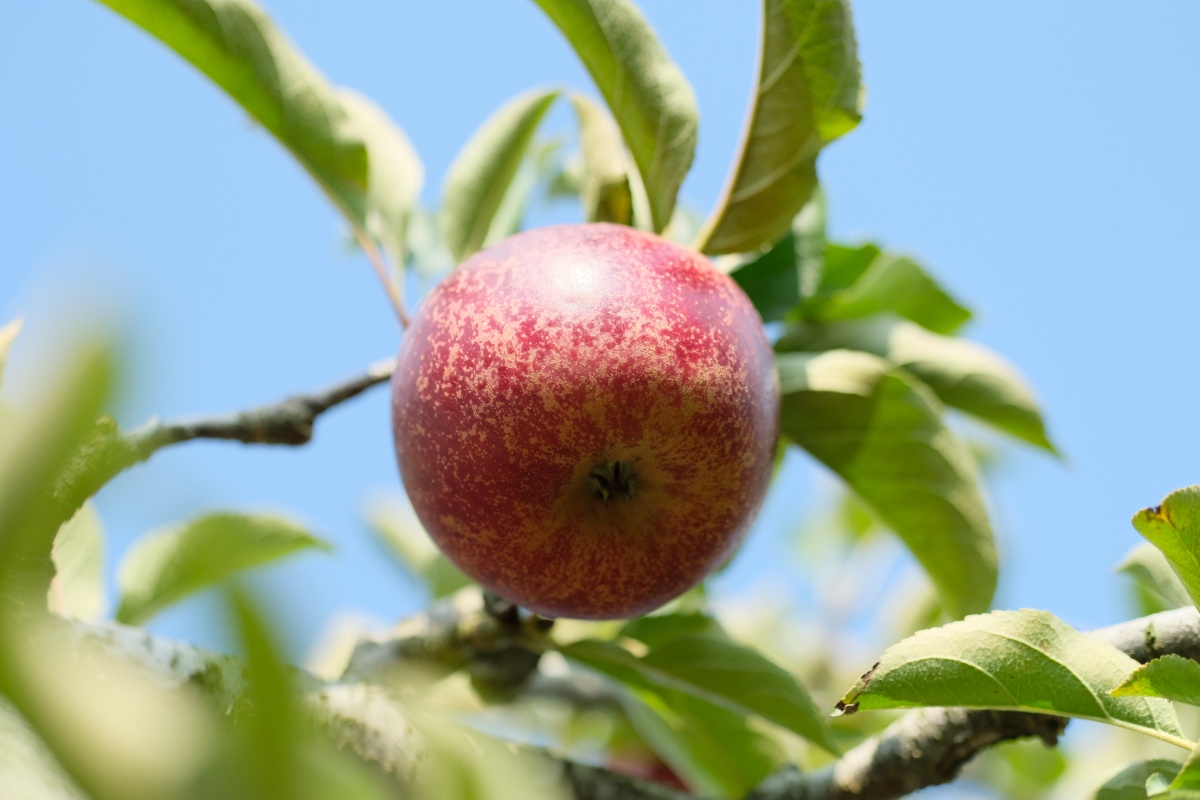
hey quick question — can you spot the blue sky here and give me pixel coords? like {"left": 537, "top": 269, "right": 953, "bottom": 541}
{"left": 2, "top": 1, "right": 1198, "bottom": 658}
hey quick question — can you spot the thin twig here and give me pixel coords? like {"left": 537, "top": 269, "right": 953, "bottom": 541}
{"left": 355, "top": 229, "right": 410, "bottom": 328}
{"left": 50, "top": 358, "right": 395, "bottom": 533}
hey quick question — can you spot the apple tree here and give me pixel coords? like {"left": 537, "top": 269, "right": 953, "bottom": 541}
{"left": 2, "top": 1, "right": 1199, "bottom": 799}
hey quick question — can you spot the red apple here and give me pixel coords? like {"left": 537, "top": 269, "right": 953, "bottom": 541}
{"left": 390, "top": 223, "right": 778, "bottom": 619}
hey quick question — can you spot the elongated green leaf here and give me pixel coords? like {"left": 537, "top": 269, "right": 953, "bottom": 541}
{"left": 1118, "top": 542, "right": 1192, "bottom": 612}
{"left": 777, "top": 318, "right": 1056, "bottom": 452}
{"left": 806, "top": 243, "right": 971, "bottom": 334}
{"left": 777, "top": 349, "right": 995, "bottom": 616}
{"left": 532, "top": 0, "right": 698, "bottom": 231}
{"left": 570, "top": 93, "right": 633, "bottom": 225}
{"left": 621, "top": 688, "right": 781, "bottom": 797}
{"left": 441, "top": 87, "right": 560, "bottom": 261}
{"left": 1113, "top": 655, "right": 1200, "bottom": 707}
{"left": 559, "top": 612, "right": 837, "bottom": 754}
{"left": 49, "top": 502, "right": 106, "bottom": 620}
{"left": 729, "top": 189, "right": 826, "bottom": 321}
{"left": 1092, "top": 760, "right": 1182, "bottom": 800}
{"left": 1165, "top": 744, "right": 1200, "bottom": 795}
{"left": 696, "top": 0, "right": 861, "bottom": 254}
{"left": 836, "top": 609, "right": 1190, "bottom": 749}
{"left": 0, "top": 345, "right": 113, "bottom": 605}
{"left": 115, "top": 512, "right": 331, "bottom": 625}
{"left": 1134, "top": 487, "right": 1200, "bottom": 613}
{"left": 0, "top": 318, "right": 21, "bottom": 391}
{"left": 97, "top": 0, "right": 422, "bottom": 265}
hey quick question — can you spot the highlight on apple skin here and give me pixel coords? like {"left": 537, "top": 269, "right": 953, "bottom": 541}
{"left": 391, "top": 223, "right": 779, "bottom": 619}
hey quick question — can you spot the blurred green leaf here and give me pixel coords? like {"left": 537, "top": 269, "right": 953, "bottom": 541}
{"left": 532, "top": 0, "right": 698, "bottom": 232}
{"left": 776, "top": 350, "right": 996, "bottom": 617}
{"left": 232, "top": 589, "right": 301, "bottom": 800}
{"left": 49, "top": 501, "right": 107, "bottom": 620}
{"left": 777, "top": 317, "right": 1057, "bottom": 452}
{"left": 836, "top": 609, "right": 1190, "bottom": 749}
{"left": 0, "top": 344, "right": 113, "bottom": 604}
{"left": 366, "top": 501, "right": 471, "bottom": 599}
{"left": 441, "top": 87, "right": 560, "bottom": 261}
{"left": 0, "top": 318, "right": 21, "bottom": 391}
{"left": 1091, "top": 759, "right": 1182, "bottom": 799}
{"left": 96, "top": 0, "right": 422, "bottom": 266}
{"left": 559, "top": 612, "right": 838, "bottom": 754}
{"left": 1118, "top": 542, "right": 1192, "bottom": 612}
{"left": 115, "top": 512, "right": 331, "bottom": 625}
{"left": 696, "top": 0, "right": 860, "bottom": 254}
{"left": 487, "top": 137, "right": 565, "bottom": 246}
{"left": 570, "top": 93, "right": 633, "bottom": 225}
{"left": 1133, "top": 486, "right": 1200, "bottom": 613}
{"left": 1165, "top": 745, "right": 1200, "bottom": 796}
{"left": 729, "top": 189, "right": 826, "bottom": 321}
{"left": 807, "top": 243, "right": 971, "bottom": 334}
{"left": 410, "top": 711, "right": 569, "bottom": 800}
{"left": 621, "top": 688, "right": 781, "bottom": 797}
{"left": 1113, "top": 655, "right": 1200, "bottom": 707}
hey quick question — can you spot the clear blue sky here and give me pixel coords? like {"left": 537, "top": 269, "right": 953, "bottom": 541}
{"left": 2, "top": 2, "right": 1198, "bottom": 657}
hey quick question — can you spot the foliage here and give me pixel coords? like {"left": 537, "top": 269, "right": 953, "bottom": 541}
{"left": 2, "top": 0, "right": 1197, "bottom": 798}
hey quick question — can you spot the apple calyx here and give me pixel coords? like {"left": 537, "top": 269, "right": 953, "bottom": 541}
{"left": 588, "top": 460, "right": 638, "bottom": 504}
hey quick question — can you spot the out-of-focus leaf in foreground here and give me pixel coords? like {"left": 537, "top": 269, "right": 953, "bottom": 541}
{"left": 49, "top": 501, "right": 107, "bottom": 620}
{"left": 115, "top": 512, "right": 331, "bottom": 625}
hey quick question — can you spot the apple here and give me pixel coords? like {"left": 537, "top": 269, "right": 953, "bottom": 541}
{"left": 390, "top": 223, "right": 778, "bottom": 619}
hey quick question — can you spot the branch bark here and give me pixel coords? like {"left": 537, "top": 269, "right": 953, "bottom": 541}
{"left": 49, "top": 358, "right": 395, "bottom": 533}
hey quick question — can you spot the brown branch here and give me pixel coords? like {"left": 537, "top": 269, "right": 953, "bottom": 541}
{"left": 49, "top": 358, "right": 395, "bottom": 532}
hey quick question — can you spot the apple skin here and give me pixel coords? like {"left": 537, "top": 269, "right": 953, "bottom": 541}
{"left": 391, "top": 223, "right": 778, "bottom": 619}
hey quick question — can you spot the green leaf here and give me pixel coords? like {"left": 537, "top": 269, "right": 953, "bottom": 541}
{"left": 729, "top": 189, "right": 826, "bottom": 321}
{"left": 621, "top": 688, "right": 781, "bottom": 797}
{"left": 1133, "top": 487, "right": 1200, "bottom": 613}
{"left": 1113, "top": 655, "right": 1200, "bottom": 707}
{"left": 0, "top": 318, "right": 21, "bottom": 391}
{"left": 532, "top": 0, "right": 698, "bottom": 232}
{"left": 1166, "top": 744, "right": 1200, "bottom": 796}
{"left": 1091, "top": 759, "right": 1182, "bottom": 800}
{"left": 696, "top": 0, "right": 861, "bottom": 254}
{"left": 807, "top": 243, "right": 972, "bottom": 335}
{"left": 836, "top": 609, "right": 1191, "bottom": 749}
{"left": 49, "top": 501, "right": 106, "bottom": 620}
{"left": 570, "top": 93, "right": 633, "bottom": 225}
{"left": 115, "top": 512, "right": 331, "bottom": 625}
{"left": 559, "top": 612, "right": 838, "bottom": 754}
{"left": 776, "top": 318, "right": 1057, "bottom": 452}
{"left": 1118, "top": 542, "right": 1192, "bottom": 612}
{"left": 365, "top": 501, "right": 471, "bottom": 599}
{"left": 97, "top": 0, "right": 422, "bottom": 265}
{"left": 440, "top": 87, "right": 560, "bottom": 262}
{"left": 0, "top": 344, "right": 113, "bottom": 605}
{"left": 776, "top": 350, "right": 996, "bottom": 617}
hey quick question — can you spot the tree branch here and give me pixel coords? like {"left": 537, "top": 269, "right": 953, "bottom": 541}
{"left": 50, "top": 358, "right": 395, "bottom": 533}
